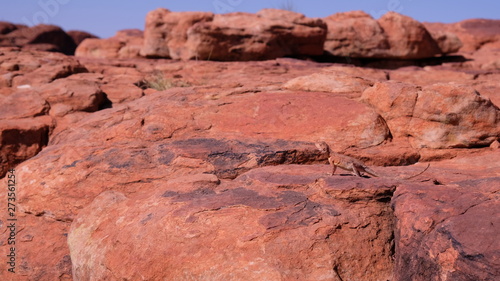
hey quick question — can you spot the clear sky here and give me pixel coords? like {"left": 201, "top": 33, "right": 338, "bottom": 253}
{"left": 1, "top": 0, "right": 499, "bottom": 38}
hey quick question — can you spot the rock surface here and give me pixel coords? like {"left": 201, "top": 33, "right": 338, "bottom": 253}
{"left": 425, "top": 19, "right": 500, "bottom": 52}
{"left": 0, "top": 24, "right": 77, "bottom": 55}
{"left": 323, "top": 11, "right": 457, "bottom": 59}
{"left": 69, "top": 167, "right": 396, "bottom": 281}
{"left": 0, "top": 9, "right": 499, "bottom": 281}
{"left": 141, "top": 8, "right": 327, "bottom": 60}
{"left": 361, "top": 81, "right": 500, "bottom": 148}
{"left": 75, "top": 29, "right": 143, "bottom": 59}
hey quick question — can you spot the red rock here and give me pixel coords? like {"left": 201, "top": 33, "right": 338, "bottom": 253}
{"left": 426, "top": 29, "right": 463, "bottom": 54}
{"left": 0, "top": 212, "right": 72, "bottom": 280}
{"left": 282, "top": 71, "right": 374, "bottom": 97}
{"left": 0, "top": 91, "right": 49, "bottom": 119}
{"left": 323, "top": 11, "right": 390, "bottom": 58}
{"left": 35, "top": 73, "right": 107, "bottom": 116}
{"left": 0, "top": 116, "right": 53, "bottom": 177}
{"left": 0, "top": 24, "right": 77, "bottom": 55}
{"left": 377, "top": 12, "right": 441, "bottom": 59}
{"left": 68, "top": 165, "right": 395, "bottom": 280}
{"left": 0, "top": 21, "right": 19, "bottom": 34}
{"left": 6, "top": 49, "right": 87, "bottom": 87}
{"left": 100, "top": 83, "right": 143, "bottom": 104}
{"left": 66, "top": 30, "right": 98, "bottom": 45}
{"left": 389, "top": 66, "right": 475, "bottom": 85}
{"left": 361, "top": 81, "right": 500, "bottom": 148}
{"left": 141, "top": 8, "right": 327, "bottom": 60}
{"left": 141, "top": 8, "right": 214, "bottom": 59}
{"left": 207, "top": 91, "right": 391, "bottom": 148}
{"left": 0, "top": 22, "right": 499, "bottom": 279}
{"left": 392, "top": 157, "right": 500, "bottom": 280}
{"left": 425, "top": 19, "right": 500, "bottom": 52}
{"left": 74, "top": 38, "right": 124, "bottom": 59}
{"left": 75, "top": 29, "right": 143, "bottom": 59}
{"left": 189, "top": 9, "right": 327, "bottom": 61}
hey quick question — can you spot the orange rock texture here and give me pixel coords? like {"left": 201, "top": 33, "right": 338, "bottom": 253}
{"left": 0, "top": 8, "right": 499, "bottom": 281}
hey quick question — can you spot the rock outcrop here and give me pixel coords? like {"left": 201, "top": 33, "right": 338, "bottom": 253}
{"left": 0, "top": 9, "right": 499, "bottom": 281}
{"left": 0, "top": 24, "right": 78, "bottom": 55}
{"left": 75, "top": 29, "right": 143, "bottom": 59}
{"left": 361, "top": 81, "right": 500, "bottom": 148}
{"left": 323, "top": 11, "right": 456, "bottom": 59}
{"left": 141, "top": 8, "right": 327, "bottom": 61}
{"left": 425, "top": 19, "right": 500, "bottom": 52}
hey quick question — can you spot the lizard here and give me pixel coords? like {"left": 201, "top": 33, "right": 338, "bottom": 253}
{"left": 315, "top": 141, "right": 430, "bottom": 179}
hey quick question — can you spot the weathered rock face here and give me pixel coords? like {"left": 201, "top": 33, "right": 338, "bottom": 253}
{"left": 75, "top": 29, "right": 143, "bottom": 59}
{"left": 0, "top": 21, "right": 22, "bottom": 34}
{"left": 36, "top": 73, "right": 107, "bottom": 116}
{"left": 0, "top": 116, "right": 52, "bottom": 178}
{"left": 425, "top": 29, "right": 463, "bottom": 54}
{"left": 392, "top": 172, "right": 500, "bottom": 280}
{"left": 361, "top": 81, "right": 500, "bottom": 148}
{"left": 141, "top": 8, "right": 214, "bottom": 59}
{"left": 323, "top": 11, "right": 390, "bottom": 58}
{"left": 323, "top": 11, "right": 457, "bottom": 59}
{"left": 66, "top": 30, "right": 98, "bottom": 46}
{"left": 1, "top": 48, "right": 88, "bottom": 88}
{"left": 207, "top": 91, "right": 391, "bottom": 148}
{"left": 425, "top": 19, "right": 500, "bottom": 52}
{"left": 377, "top": 12, "right": 442, "bottom": 59}
{"left": 0, "top": 24, "right": 77, "bottom": 55}
{"left": 69, "top": 166, "right": 396, "bottom": 281}
{"left": 281, "top": 66, "right": 384, "bottom": 98}
{"left": 141, "top": 8, "right": 327, "bottom": 61}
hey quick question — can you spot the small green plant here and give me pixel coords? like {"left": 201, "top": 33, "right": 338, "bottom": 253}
{"left": 142, "top": 71, "right": 192, "bottom": 91}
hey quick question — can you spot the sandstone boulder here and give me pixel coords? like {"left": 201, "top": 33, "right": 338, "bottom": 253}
{"left": 69, "top": 165, "right": 395, "bottom": 281}
{"left": 0, "top": 21, "right": 20, "bottom": 34}
{"left": 4, "top": 49, "right": 88, "bottom": 87}
{"left": 141, "top": 8, "right": 214, "bottom": 59}
{"left": 377, "top": 12, "right": 441, "bottom": 59}
{"left": 0, "top": 91, "right": 49, "bottom": 119}
{"left": 361, "top": 82, "right": 500, "bottom": 148}
{"left": 0, "top": 24, "right": 77, "bottom": 55}
{"left": 35, "top": 73, "right": 108, "bottom": 116}
{"left": 67, "top": 30, "right": 98, "bottom": 46}
{"left": 141, "top": 8, "right": 327, "bottom": 61}
{"left": 426, "top": 30, "right": 463, "bottom": 54}
{"left": 393, "top": 175, "right": 500, "bottom": 280}
{"left": 75, "top": 29, "right": 143, "bottom": 59}
{"left": 323, "top": 11, "right": 458, "bottom": 59}
{"left": 425, "top": 19, "right": 500, "bottom": 52}
{"left": 0, "top": 116, "right": 53, "bottom": 177}
{"left": 323, "top": 11, "right": 389, "bottom": 58}
{"left": 0, "top": 91, "right": 52, "bottom": 177}
{"left": 206, "top": 91, "right": 391, "bottom": 148}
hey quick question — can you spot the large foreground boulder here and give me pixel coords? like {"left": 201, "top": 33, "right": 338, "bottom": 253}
{"left": 69, "top": 166, "right": 395, "bottom": 281}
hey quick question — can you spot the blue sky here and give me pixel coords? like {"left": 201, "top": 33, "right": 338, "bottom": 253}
{"left": 1, "top": 0, "right": 499, "bottom": 38}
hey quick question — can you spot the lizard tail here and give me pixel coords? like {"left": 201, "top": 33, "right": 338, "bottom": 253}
{"left": 404, "top": 163, "right": 431, "bottom": 180}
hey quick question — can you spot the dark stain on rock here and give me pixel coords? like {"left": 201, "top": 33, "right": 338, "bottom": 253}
{"left": 164, "top": 186, "right": 337, "bottom": 229}
{"left": 140, "top": 213, "right": 153, "bottom": 225}
{"left": 158, "top": 150, "right": 175, "bottom": 165}
{"left": 159, "top": 138, "right": 323, "bottom": 179}
{"left": 62, "top": 160, "right": 80, "bottom": 169}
